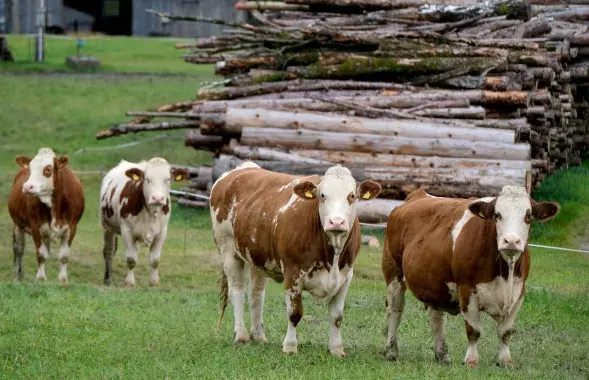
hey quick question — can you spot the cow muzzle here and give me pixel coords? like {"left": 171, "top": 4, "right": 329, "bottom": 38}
{"left": 149, "top": 195, "right": 166, "bottom": 206}
{"left": 22, "top": 183, "right": 37, "bottom": 195}
{"left": 498, "top": 234, "right": 524, "bottom": 256}
{"left": 324, "top": 217, "right": 349, "bottom": 236}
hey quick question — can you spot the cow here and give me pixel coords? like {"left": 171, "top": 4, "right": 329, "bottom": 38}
{"left": 8, "top": 148, "right": 85, "bottom": 285}
{"left": 382, "top": 186, "right": 560, "bottom": 367}
{"left": 99, "top": 158, "right": 189, "bottom": 287}
{"left": 210, "top": 162, "right": 382, "bottom": 357}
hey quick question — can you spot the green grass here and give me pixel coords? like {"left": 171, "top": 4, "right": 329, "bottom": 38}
{"left": 1, "top": 35, "right": 215, "bottom": 75}
{"left": 0, "top": 70, "right": 588, "bottom": 379}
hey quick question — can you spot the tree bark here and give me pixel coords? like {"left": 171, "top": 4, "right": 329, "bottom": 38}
{"left": 96, "top": 120, "right": 202, "bottom": 140}
{"left": 356, "top": 198, "right": 403, "bottom": 223}
{"left": 221, "top": 108, "right": 516, "bottom": 143}
{"left": 239, "top": 127, "right": 530, "bottom": 160}
{"left": 197, "top": 79, "right": 413, "bottom": 100}
{"left": 185, "top": 130, "right": 226, "bottom": 151}
{"left": 289, "top": 148, "right": 532, "bottom": 170}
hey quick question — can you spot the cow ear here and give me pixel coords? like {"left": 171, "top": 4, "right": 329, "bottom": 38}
{"left": 293, "top": 181, "right": 317, "bottom": 200}
{"left": 15, "top": 156, "right": 31, "bottom": 168}
{"left": 171, "top": 168, "right": 190, "bottom": 182}
{"left": 125, "top": 168, "right": 144, "bottom": 182}
{"left": 531, "top": 200, "right": 560, "bottom": 222}
{"left": 468, "top": 199, "right": 495, "bottom": 219}
{"left": 357, "top": 180, "right": 381, "bottom": 201}
{"left": 56, "top": 156, "right": 69, "bottom": 169}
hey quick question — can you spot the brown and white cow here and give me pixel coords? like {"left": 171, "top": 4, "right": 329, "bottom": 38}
{"left": 382, "top": 186, "right": 560, "bottom": 367}
{"left": 8, "top": 148, "right": 85, "bottom": 285}
{"left": 99, "top": 158, "right": 189, "bottom": 286}
{"left": 211, "top": 162, "right": 381, "bottom": 357}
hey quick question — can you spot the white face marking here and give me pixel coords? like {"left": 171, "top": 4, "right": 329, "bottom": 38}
{"left": 493, "top": 186, "right": 531, "bottom": 254}
{"left": 316, "top": 166, "right": 357, "bottom": 237}
{"left": 22, "top": 148, "right": 55, "bottom": 205}
{"left": 142, "top": 158, "right": 173, "bottom": 206}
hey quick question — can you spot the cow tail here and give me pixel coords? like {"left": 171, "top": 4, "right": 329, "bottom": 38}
{"left": 216, "top": 267, "right": 229, "bottom": 332}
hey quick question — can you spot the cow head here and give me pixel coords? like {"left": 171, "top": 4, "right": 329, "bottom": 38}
{"left": 125, "top": 158, "right": 189, "bottom": 208}
{"left": 15, "top": 148, "right": 68, "bottom": 201}
{"left": 468, "top": 185, "right": 560, "bottom": 259}
{"left": 293, "top": 165, "right": 381, "bottom": 254}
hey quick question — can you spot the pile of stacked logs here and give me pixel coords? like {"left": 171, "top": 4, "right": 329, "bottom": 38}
{"left": 98, "top": 0, "right": 589, "bottom": 209}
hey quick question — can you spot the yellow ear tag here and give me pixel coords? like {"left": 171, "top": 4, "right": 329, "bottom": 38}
{"left": 176, "top": 174, "right": 183, "bottom": 181}
{"left": 362, "top": 191, "right": 371, "bottom": 199}
{"left": 305, "top": 190, "right": 314, "bottom": 198}
{"left": 479, "top": 211, "right": 485, "bottom": 218}
{"left": 132, "top": 174, "right": 139, "bottom": 181}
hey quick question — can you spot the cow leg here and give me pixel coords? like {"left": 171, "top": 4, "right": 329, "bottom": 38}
{"left": 148, "top": 227, "right": 167, "bottom": 286}
{"left": 429, "top": 308, "right": 450, "bottom": 364}
{"left": 495, "top": 295, "right": 524, "bottom": 367}
{"left": 223, "top": 251, "right": 249, "bottom": 343}
{"left": 283, "top": 274, "right": 303, "bottom": 355}
{"left": 461, "top": 291, "right": 482, "bottom": 368}
{"left": 384, "top": 274, "right": 406, "bottom": 361}
{"left": 328, "top": 268, "right": 353, "bottom": 358}
{"left": 248, "top": 265, "right": 269, "bottom": 343}
{"left": 13, "top": 227, "right": 25, "bottom": 281}
{"left": 32, "top": 229, "right": 48, "bottom": 281}
{"left": 102, "top": 231, "right": 117, "bottom": 286}
{"left": 121, "top": 227, "right": 138, "bottom": 287}
{"left": 57, "top": 228, "right": 74, "bottom": 286}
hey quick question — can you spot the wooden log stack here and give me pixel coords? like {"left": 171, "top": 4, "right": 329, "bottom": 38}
{"left": 99, "top": 0, "right": 589, "bottom": 211}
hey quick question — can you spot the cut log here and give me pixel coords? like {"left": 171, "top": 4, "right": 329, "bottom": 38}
{"left": 177, "top": 198, "right": 209, "bottom": 208}
{"left": 197, "top": 79, "right": 413, "bottom": 100}
{"left": 285, "top": 57, "right": 506, "bottom": 81}
{"left": 96, "top": 120, "right": 202, "bottom": 140}
{"left": 221, "top": 108, "right": 516, "bottom": 143}
{"left": 290, "top": 149, "right": 533, "bottom": 170}
{"left": 185, "top": 130, "right": 226, "bottom": 151}
{"left": 356, "top": 199, "right": 403, "bottom": 224}
{"left": 213, "top": 154, "right": 531, "bottom": 197}
{"left": 412, "top": 106, "right": 486, "bottom": 119}
{"left": 239, "top": 127, "right": 530, "bottom": 160}
{"left": 223, "top": 143, "right": 328, "bottom": 164}
{"left": 235, "top": 1, "right": 310, "bottom": 11}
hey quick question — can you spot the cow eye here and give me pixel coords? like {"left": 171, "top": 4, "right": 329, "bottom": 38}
{"left": 494, "top": 212, "right": 502, "bottom": 220}
{"left": 320, "top": 193, "right": 325, "bottom": 199}
{"left": 146, "top": 178, "right": 151, "bottom": 184}
{"left": 43, "top": 166, "right": 52, "bottom": 178}
{"left": 525, "top": 211, "right": 532, "bottom": 224}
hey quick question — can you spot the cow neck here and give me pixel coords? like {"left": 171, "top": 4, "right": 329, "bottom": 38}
{"left": 484, "top": 219, "right": 523, "bottom": 316}
{"left": 50, "top": 167, "right": 69, "bottom": 225}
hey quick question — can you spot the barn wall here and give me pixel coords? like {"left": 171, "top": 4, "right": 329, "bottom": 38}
{"left": 132, "top": 0, "right": 249, "bottom": 38}
{"left": 4, "top": 0, "right": 63, "bottom": 34}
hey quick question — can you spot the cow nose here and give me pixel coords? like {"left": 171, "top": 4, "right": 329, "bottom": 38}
{"left": 326, "top": 217, "right": 347, "bottom": 233}
{"left": 22, "top": 183, "right": 34, "bottom": 194}
{"left": 151, "top": 195, "right": 165, "bottom": 204}
{"left": 500, "top": 234, "right": 523, "bottom": 253}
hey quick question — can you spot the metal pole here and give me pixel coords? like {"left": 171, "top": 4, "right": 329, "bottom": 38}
{"left": 35, "top": 0, "right": 45, "bottom": 62}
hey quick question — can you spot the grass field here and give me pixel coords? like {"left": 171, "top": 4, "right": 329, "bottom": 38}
{"left": 0, "top": 38, "right": 589, "bottom": 379}
{"left": 1, "top": 35, "right": 213, "bottom": 75}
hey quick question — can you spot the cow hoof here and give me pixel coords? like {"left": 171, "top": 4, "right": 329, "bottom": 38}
{"left": 234, "top": 333, "right": 250, "bottom": 344}
{"left": 497, "top": 358, "right": 513, "bottom": 368}
{"left": 36, "top": 275, "right": 47, "bottom": 282}
{"left": 282, "top": 343, "right": 298, "bottom": 355}
{"left": 125, "top": 280, "right": 135, "bottom": 288}
{"left": 58, "top": 276, "right": 69, "bottom": 286}
{"left": 330, "top": 348, "right": 347, "bottom": 358}
{"left": 383, "top": 347, "right": 399, "bottom": 362}
{"left": 104, "top": 279, "right": 111, "bottom": 286}
{"left": 250, "top": 333, "right": 268, "bottom": 343}
{"left": 150, "top": 279, "right": 160, "bottom": 287}
{"left": 435, "top": 355, "right": 451, "bottom": 365}
{"left": 463, "top": 357, "right": 479, "bottom": 369}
